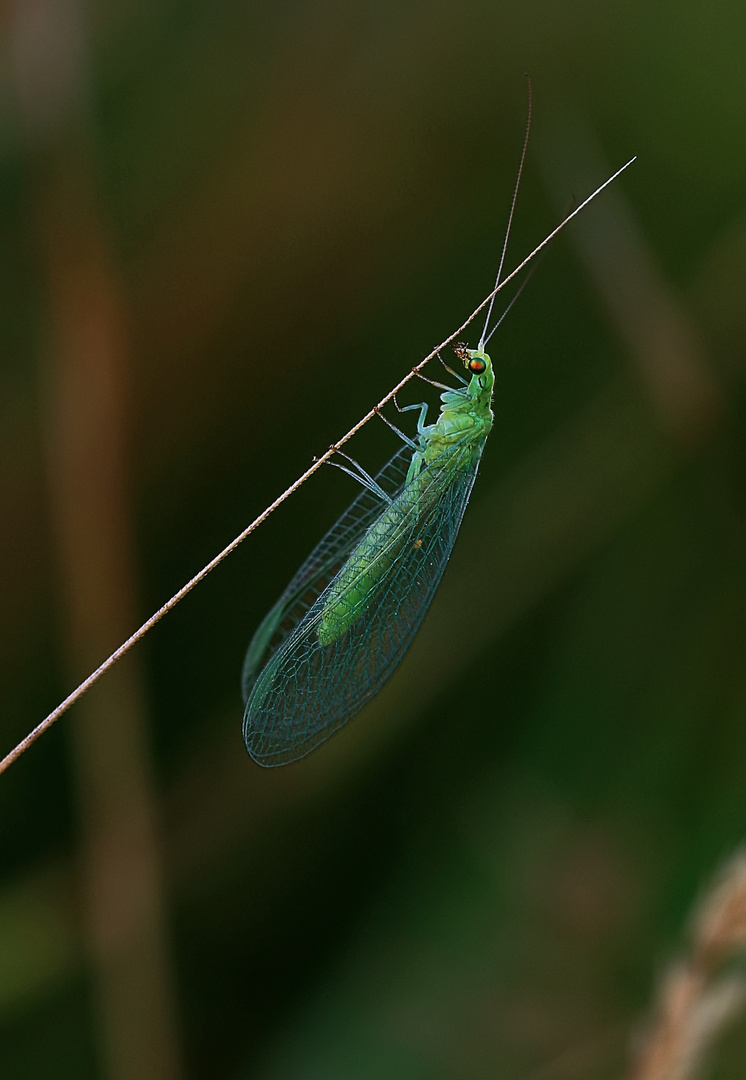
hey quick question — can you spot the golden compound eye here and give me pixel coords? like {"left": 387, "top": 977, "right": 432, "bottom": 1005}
{"left": 468, "top": 357, "right": 487, "bottom": 374}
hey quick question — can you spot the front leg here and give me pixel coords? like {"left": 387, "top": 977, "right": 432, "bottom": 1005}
{"left": 396, "top": 398, "right": 432, "bottom": 436}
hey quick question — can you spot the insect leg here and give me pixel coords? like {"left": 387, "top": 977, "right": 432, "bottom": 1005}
{"left": 390, "top": 393, "right": 432, "bottom": 434}
{"left": 415, "top": 371, "right": 454, "bottom": 392}
{"left": 328, "top": 449, "right": 393, "bottom": 503}
{"left": 374, "top": 406, "right": 418, "bottom": 450}
{"left": 400, "top": 400, "right": 433, "bottom": 436}
{"left": 438, "top": 351, "right": 468, "bottom": 385}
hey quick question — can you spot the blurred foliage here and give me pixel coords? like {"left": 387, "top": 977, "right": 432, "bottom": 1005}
{"left": 2, "top": 0, "right": 746, "bottom": 1078}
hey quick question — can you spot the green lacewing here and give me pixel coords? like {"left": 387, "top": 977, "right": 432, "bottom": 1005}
{"left": 240, "top": 110, "right": 633, "bottom": 766}
{"left": 242, "top": 341, "right": 495, "bottom": 765}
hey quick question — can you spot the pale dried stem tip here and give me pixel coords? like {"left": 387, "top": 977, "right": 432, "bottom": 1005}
{"left": 632, "top": 850, "right": 746, "bottom": 1080}
{"left": 692, "top": 850, "right": 746, "bottom": 968}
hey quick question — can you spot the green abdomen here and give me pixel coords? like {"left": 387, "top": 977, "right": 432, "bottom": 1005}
{"left": 317, "top": 427, "right": 486, "bottom": 646}
{"left": 317, "top": 481, "right": 424, "bottom": 646}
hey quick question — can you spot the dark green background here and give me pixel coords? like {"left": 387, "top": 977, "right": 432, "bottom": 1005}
{"left": 2, "top": 0, "right": 746, "bottom": 1077}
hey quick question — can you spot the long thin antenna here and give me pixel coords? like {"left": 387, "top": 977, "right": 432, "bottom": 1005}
{"left": 0, "top": 154, "right": 636, "bottom": 776}
{"left": 479, "top": 73, "right": 533, "bottom": 349}
{"left": 483, "top": 260, "right": 540, "bottom": 348}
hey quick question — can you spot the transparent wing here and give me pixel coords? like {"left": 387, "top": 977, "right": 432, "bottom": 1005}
{"left": 241, "top": 445, "right": 413, "bottom": 701}
{"left": 243, "top": 442, "right": 485, "bottom": 766}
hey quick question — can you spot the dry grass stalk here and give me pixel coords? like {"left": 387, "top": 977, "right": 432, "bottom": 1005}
{"left": 631, "top": 851, "right": 746, "bottom": 1080}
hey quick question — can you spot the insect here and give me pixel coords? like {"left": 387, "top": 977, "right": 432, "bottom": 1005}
{"left": 238, "top": 112, "right": 635, "bottom": 766}
{"left": 240, "top": 84, "right": 538, "bottom": 768}
{"left": 241, "top": 331, "right": 500, "bottom": 765}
